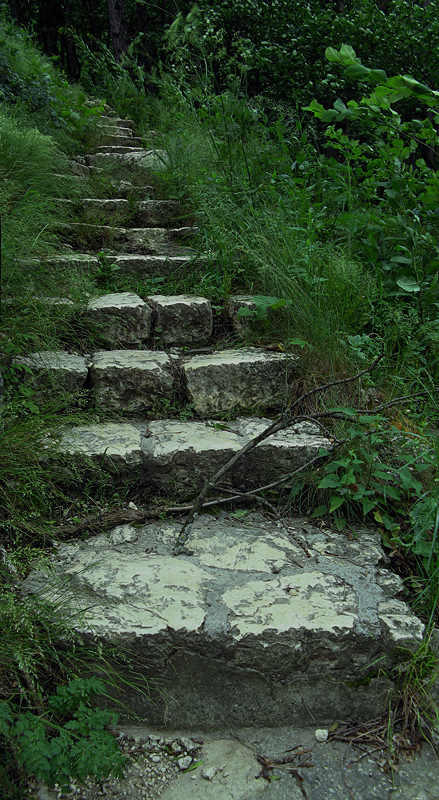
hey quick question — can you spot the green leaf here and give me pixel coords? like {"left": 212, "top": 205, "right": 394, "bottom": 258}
{"left": 329, "top": 496, "right": 345, "bottom": 513}
{"left": 327, "top": 406, "right": 357, "bottom": 416}
{"left": 183, "top": 760, "right": 204, "bottom": 772}
{"left": 362, "top": 500, "right": 376, "bottom": 515}
{"left": 318, "top": 476, "right": 341, "bottom": 489}
{"left": 346, "top": 64, "right": 370, "bottom": 81}
{"left": 396, "top": 276, "right": 420, "bottom": 292}
{"left": 310, "top": 505, "right": 327, "bottom": 519}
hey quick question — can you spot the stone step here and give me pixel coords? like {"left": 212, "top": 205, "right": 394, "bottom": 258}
{"left": 52, "top": 417, "right": 331, "bottom": 490}
{"left": 23, "top": 510, "right": 424, "bottom": 727}
{"left": 97, "top": 116, "right": 136, "bottom": 130}
{"left": 61, "top": 223, "right": 200, "bottom": 254}
{"left": 94, "top": 145, "right": 146, "bottom": 155}
{"left": 13, "top": 342, "right": 297, "bottom": 416}
{"left": 104, "top": 252, "right": 201, "bottom": 277}
{"left": 80, "top": 198, "right": 184, "bottom": 227}
{"left": 98, "top": 134, "right": 144, "bottom": 148}
{"left": 87, "top": 149, "right": 168, "bottom": 171}
{"left": 97, "top": 124, "right": 134, "bottom": 138}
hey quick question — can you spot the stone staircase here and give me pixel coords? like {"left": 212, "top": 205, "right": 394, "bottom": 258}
{"left": 19, "top": 111, "right": 425, "bottom": 730}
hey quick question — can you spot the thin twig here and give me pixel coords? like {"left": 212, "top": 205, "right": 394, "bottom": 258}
{"left": 173, "top": 355, "right": 384, "bottom": 554}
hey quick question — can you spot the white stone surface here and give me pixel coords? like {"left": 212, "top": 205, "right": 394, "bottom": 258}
{"left": 378, "top": 600, "right": 425, "bottom": 644}
{"left": 90, "top": 350, "right": 174, "bottom": 412}
{"left": 148, "top": 295, "right": 212, "bottom": 345}
{"left": 183, "top": 348, "right": 299, "bottom": 415}
{"left": 105, "top": 254, "right": 195, "bottom": 277}
{"left": 86, "top": 292, "right": 151, "bottom": 344}
{"left": 59, "top": 422, "right": 142, "bottom": 473}
{"left": 14, "top": 351, "right": 88, "bottom": 394}
{"left": 222, "top": 572, "right": 357, "bottom": 637}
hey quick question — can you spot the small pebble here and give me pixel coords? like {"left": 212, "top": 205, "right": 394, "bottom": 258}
{"left": 315, "top": 728, "right": 329, "bottom": 742}
{"left": 178, "top": 756, "right": 192, "bottom": 771}
{"left": 201, "top": 766, "right": 217, "bottom": 780}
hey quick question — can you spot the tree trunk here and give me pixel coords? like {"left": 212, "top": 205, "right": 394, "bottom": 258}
{"left": 106, "top": 0, "right": 127, "bottom": 62}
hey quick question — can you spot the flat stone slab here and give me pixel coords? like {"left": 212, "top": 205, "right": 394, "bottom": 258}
{"left": 90, "top": 350, "right": 174, "bottom": 413}
{"left": 24, "top": 512, "right": 424, "bottom": 727}
{"left": 86, "top": 292, "right": 151, "bottom": 344}
{"left": 88, "top": 149, "right": 168, "bottom": 170}
{"left": 183, "top": 348, "right": 299, "bottom": 415}
{"left": 148, "top": 295, "right": 213, "bottom": 345}
{"left": 105, "top": 254, "right": 197, "bottom": 276}
{"left": 142, "top": 417, "right": 330, "bottom": 492}
{"left": 55, "top": 417, "right": 330, "bottom": 490}
{"left": 14, "top": 351, "right": 88, "bottom": 394}
{"left": 65, "top": 224, "right": 200, "bottom": 254}
{"left": 57, "top": 422, "right": 143, "bottom": 477}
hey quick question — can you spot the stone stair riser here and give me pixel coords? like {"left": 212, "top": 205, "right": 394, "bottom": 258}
{"left": 53, "top": 419, "right": 331, "bottom": 492}
{"left": 23, "top": 512, "right": 424, "bottom": 726}
{"left": 13, "top": 345, "right": 297, "bottom": 417}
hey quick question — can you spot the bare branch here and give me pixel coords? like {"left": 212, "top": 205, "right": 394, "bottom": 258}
{"left": 173, "top": 354, "right": 384, "bottom": 554}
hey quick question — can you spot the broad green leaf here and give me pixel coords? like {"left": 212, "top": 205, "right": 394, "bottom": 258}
{"left": 362, "top": 500, "right": 376, "bottom": 515}
{"left": 318, "top": 476, "right": 341, "bottom": 489}
{"left": 310, "top": 505, "right": 327, "bottom": 519}
{"left": 329, "top": 496, "right": 345, "bottom": 513}
{"left": 339, "top": 44, "right": 357, "bottom": 63}
{"left": 346, "top": 64, "right": 370, "bottom": 80}
{"left": 369, "top": 69, "right": 388, "bottom": 83}
{"left": 396, "top": 276, "right": 420, "bottom": 292}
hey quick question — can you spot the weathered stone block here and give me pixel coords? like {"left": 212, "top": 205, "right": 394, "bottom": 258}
{"left": 148, "top": 295, "right": 213, "bottom": 345}
{"left": 14, "top": 351, "right": 88, "bottom": 394}
{"left": 23, "top": 512, "right": 424, "bottom": 728}
{"left": 90, "top": 350, "right": 174, "bottom": 413}
{"left": 105, "top": 254, "right": 195, "bottom": 277}
{"left": 57, "top": 422, "right": 142, "bottom": 478}
{"left": 86, "top": 292, "right": 151, "bottom": 345}
{"left": 183, "top": 348, "right": 299, "bottom": 415}
{"left": 140, "top": 418, "right": 329, "bottom": 492}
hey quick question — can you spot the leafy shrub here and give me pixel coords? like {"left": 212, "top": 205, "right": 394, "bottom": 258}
{"left": 0, "top": 678, "right": 126, "bottom": 794}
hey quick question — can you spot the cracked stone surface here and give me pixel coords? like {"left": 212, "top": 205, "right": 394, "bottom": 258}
{"left": 24, "top": 512, "right": 424, "bottom": 728}
{"left": 148, "top": 294, "right": 213, "bottom": 345}
{"left": 140, "top": 418, "right": 331, "bottom": 492}
{"left": 86, "top": 292, "right": 151, "bottom": 344}
{"left": 56, "top": 417, "right": 331, "bottom": 489}
{"left": 183, "top": 348, "right": 299, "bottom": 415}
{"left": 90, "top": 350, "right": 174, "bottom": 412}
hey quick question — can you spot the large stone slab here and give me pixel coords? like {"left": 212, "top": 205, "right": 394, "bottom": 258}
{"left": 183, "top": 348, "right": 299, "bottom": 415}
{"left": 148, "top": 295, "right": 213, "bottom": 345}
{"left": 88, "top": 149, "right": 168, "bottom": 171}
{"left": 85, "top": 292, "right": 151, "bottom": 345}
{"left": 14, "top": 351, "right": 88, "bottom": 394}
{"left": 57, "top": 422, "right": 142, "bottom": 478}
{"left": 105, "top": 254, "right": 197, "bottom": 277}
{"left": 56, "top": 417, "right": 329, "bottom": 490}
{"left": 24, "top": 512, "right": 424, "bottom": 727}
{"left": 90, "top": 350, "right": 174, "bottom": 413}
{"left": 141, "top": 417, "right": 330, "bottom": 492}
{"left": 64, "top": 224, "right": 200, "bottom": 254}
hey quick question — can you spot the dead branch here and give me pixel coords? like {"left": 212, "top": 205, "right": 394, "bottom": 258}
{"left": 173, "top": 355, "right": 385, "bottom": 554}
